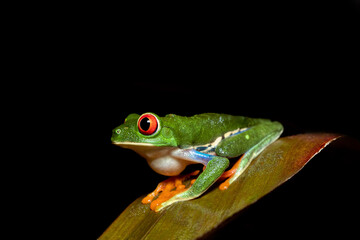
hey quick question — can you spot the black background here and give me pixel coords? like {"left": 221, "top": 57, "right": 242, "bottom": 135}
{"left": 23, "top": 1, "right": 359, "bottom": 239}
{"left": 87, "top": 83, "right": 359, "bottom": 239}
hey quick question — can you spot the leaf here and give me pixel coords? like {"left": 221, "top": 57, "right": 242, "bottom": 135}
{"left": 99, "top": 133, "right": 342, "bottom": 240}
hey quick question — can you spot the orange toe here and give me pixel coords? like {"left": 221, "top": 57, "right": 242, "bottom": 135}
{"left": 218, "top": 154, "right": 243, "bottom": 190}
{"left": 142, "top": 170, "right": 200, "bottom": 211}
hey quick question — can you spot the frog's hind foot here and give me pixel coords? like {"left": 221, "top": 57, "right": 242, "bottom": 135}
{"left": 218, "top": 154, "right": 244, "bottom": 190}
{"left": 141, "top": 170, "right": 200, "bottom": 212}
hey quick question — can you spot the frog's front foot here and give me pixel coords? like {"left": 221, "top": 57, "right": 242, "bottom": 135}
{"left": 142, "top": 170, "right": 200, "bottom": 212}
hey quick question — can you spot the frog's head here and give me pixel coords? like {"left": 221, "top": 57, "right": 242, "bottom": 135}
{"left": 111, "top": 113, "right": 178, "bottom": 148}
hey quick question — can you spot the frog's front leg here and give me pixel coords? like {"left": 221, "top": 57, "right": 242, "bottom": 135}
{"left": 154, "top": 152, "right": 229, "bottom": 212}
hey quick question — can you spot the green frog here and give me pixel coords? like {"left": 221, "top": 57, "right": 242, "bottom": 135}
{"left": 111, "top": 113, "right": 283, "bottom": 212}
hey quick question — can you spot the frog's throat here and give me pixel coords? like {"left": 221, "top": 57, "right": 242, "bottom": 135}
{"left": 112, "top": 142, "right": 190, "bottom": 176}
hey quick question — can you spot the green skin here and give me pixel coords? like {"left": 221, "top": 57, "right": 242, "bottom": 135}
{"left": 112, "top": 113, "right": 283, "bottom": 211}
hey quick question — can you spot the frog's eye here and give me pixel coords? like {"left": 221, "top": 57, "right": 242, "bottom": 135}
{"left": 137, "top": 113, "right": 159, "bottom": 135}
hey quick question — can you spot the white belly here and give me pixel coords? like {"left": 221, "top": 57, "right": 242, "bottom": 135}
{"left": 118, "top": 143, "right": 190, "bottom": 176}
{"left": 147, "top": 155, "right": 189, "bottom": 176}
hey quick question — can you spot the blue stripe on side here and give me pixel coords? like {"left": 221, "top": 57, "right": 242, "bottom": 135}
{"left": 186, "top": 149, "right": 215, "bottom": 165}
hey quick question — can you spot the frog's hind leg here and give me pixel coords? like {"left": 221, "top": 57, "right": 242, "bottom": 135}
{"left": 216, "top": 122, "right": 283, "bottom": 190}
{"left": 217, "top": 154, "right": 244, "bottom": 189}
{"left": 218, "top": 155, "right": 244, "bottom": 190}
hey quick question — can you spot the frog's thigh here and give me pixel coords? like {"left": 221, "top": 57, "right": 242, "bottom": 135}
{"left": 215, "top": 123, "right": 282, "bottom": 158}
{"left": 216, "top": 123, "right": 283, "bottom": 186}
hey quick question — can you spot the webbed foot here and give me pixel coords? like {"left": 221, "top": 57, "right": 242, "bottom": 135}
{"left": 142, "top": 170, "right": 200, "bottom": 212}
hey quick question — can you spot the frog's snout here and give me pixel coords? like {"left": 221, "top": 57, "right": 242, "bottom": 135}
{"left": 111, "top": 128, "right": 121, "bottom": 143}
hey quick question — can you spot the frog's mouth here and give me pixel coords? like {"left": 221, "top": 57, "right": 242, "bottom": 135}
{"left": 112, "top": 141, "right": 158, "bottom": 153}
{"left": 112, "top": 141, "right": 175, "bottom": 153}
{"left": 112, "top": 141, "right": 156, "bottom": 147}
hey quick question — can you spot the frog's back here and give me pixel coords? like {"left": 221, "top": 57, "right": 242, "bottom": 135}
{"left": 162, "top": 113, "right": 270, "bottom": 148}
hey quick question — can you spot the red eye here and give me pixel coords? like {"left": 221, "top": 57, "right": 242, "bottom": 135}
{"left": 137, "top": 113, "right": 159, "bottom": 135}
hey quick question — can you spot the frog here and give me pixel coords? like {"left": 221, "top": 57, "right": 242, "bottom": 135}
{"left": 111, "top": 113, "right": 283, "bottom": 212}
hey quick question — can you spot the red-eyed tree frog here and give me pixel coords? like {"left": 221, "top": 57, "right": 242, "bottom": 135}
{"left": 111, "top": 113, "right": 283, "bottom": 212}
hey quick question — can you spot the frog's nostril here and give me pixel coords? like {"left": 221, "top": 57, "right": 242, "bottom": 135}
{"left": 115, "top": 129, "right": 121, "bottom": 134}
